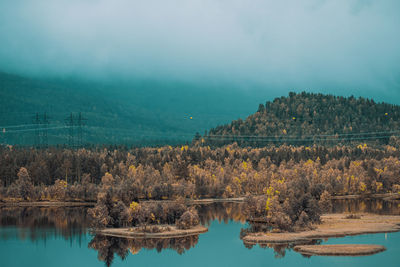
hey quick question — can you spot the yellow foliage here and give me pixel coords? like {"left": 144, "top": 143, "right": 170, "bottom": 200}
{"left": 130, "top": 201, "right": 139, "bottom": 211}
{"left": 265, "top": 197, "right": 271, "bottom": 212}
{"left": 264, "top": 186, "right": 274, "bottom": 197}
{"left": 359, "top": 182, "right": 366, "bottom": 192}
{"left": 305, "top": 159, "right": 314, "bottom": 166}
{"left": 242, "top": 161, "right": 248, "bottom": 170}
{"left": 357, "top": 144, "right": 367, "bottom": 150}
{"left": 374, "top": 168, "right": 384, "bottom": 175}
{"left": 225, "top": 185, "right": 232, "bottom": 195}
{"left": 376, "top": 182, "right": 383, "bottom": 192}
{"left": 129, "top": 165, "right": 136, "bottom": 173}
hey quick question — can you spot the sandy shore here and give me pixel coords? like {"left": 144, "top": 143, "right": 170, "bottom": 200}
{"left": 243, "top": 213, "right": 400, "bottom": 244}
{"left": 98, "top": 224, "right": 208, "bottom": 239}
{"left": 293, "top": 244, "right": 386, "bottom": 256}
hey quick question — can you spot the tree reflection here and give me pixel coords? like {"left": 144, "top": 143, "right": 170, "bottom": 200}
{"left": 88, "top": 234, "right": 199, "bottom": 266}
{"left": 196, "top": 202, "right": 247, "bottom": 225}
{"left": 240, "top": 222, "right": 321, "bottom": 258}
{"left": 0, "top": 206, "right": 91, "bottom": 241}
{"left": 332, "top": 199, "right": 400, "bottom": 215}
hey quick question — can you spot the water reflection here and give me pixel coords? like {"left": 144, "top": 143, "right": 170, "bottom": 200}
{"left": 242, "top": 239, "right": 322, "bottom": 258}
{"left": 332, "top": 199, "right": 400, "bottom": 215}
{"left": 0, "top": 206, "right": 91, "bottom": 241}
{"left": 195, "top": 202, "right": 247, "bottom": 225}
{"left": 89, "top": 234, "right": 199, "bottom": 267}
{"left": 0, "top": 199, "right": 399, "bottom": 266}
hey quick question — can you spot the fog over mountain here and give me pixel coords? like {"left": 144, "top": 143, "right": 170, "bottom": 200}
{"left": 0, "top": 0, "right": 399, "bottom": 102}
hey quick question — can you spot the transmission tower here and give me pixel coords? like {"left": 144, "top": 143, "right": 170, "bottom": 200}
{"left": 65, "top": 112, "right": 87, "bottom": 148}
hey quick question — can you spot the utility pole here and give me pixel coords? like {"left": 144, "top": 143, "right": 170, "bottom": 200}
{"left": 42, "top": 112, "right": 49, "bottom": 148}
{"left": 1, "top": 127, "right": 5, "bottom": 146}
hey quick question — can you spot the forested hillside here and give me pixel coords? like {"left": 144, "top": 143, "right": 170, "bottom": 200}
{"left": 0, "top": 72, "right": 261, "bottom": 146}
{"left": 204, "top": 92, "right": 400, "bottom": 146}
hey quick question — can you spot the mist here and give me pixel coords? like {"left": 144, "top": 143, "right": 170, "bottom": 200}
{"left": 0, "top": 0, "right": 400, "bottom": 102}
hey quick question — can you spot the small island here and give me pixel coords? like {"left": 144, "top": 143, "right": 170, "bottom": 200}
{"left": 242, "top": 213, "right": 400, "bottom": 244}
{"left": 99, "top": 224, "right": 208, "bottom": 239}
{"left": 293, "top": 244, "right": 386, "bottom": 256}
{"left": 89, "top": 180, "right": 207, "bottom": 239}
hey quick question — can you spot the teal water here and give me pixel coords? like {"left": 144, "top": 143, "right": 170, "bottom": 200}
{"left": 1, "top": 219, "right": 400, "bottom": 267}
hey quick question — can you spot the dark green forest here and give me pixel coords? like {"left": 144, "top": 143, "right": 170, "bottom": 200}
{"left": 205, "top": 92, "right": 400, "bottom": 146}
{"left": 0, "top": 72, "right": 262, "bottom": 146}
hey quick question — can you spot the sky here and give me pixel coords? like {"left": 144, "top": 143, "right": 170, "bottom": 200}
{"left": 0, "top": 0, "right": 399, "bottom": 101}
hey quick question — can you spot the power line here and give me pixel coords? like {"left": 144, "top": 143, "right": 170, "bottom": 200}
{"left": 203, "top": 134, "right": 398, "bottom": 143}
{"left": 0, "top": 123, "right": 45, "bottom": 129}
{"left": 207, "top": 130, "right": 400, "bottom": 139}
{"left": 3, "top": 126, "right": 67, "bottom": 134}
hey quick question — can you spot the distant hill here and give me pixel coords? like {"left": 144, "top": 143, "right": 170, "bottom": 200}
{"left": 203, "top": 92, "right": 400, "bottom": 146}
{"left": 0, "top": 72, "right": 263, "bottom": 146}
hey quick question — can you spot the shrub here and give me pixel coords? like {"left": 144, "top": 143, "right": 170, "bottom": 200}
{"left": 319, "top": 190, "right": 333, "bottom": 213}
{"left": 176, "top": 209, "right": 200, "bottom": 229}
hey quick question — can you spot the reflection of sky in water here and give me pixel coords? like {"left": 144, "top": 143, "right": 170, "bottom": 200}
{"left": 1, "top": 220, "right": 399, "bottom": 267}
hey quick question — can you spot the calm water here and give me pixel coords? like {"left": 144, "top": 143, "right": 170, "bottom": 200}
{"left": 0, "top": 201, "right": 400, "bottom": 267}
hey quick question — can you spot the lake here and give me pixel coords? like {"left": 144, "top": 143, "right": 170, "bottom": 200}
{"left": 0, "top": 200, "right": 399, "bottom": 267}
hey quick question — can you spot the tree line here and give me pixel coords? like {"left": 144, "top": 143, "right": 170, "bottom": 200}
{"left": 1, "top": 142, "right": 400, "bottom": 202}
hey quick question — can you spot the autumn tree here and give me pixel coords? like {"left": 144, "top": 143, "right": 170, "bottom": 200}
{"left": 7, "top": 167, "right": 34, "bottom": 200}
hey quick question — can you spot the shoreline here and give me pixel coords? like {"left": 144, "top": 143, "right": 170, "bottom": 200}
{"left": 1, "top": 192, "right": 398, "bottom": 207}
{"left": 0, "top": 201, "right": 96, "bottom": 207}
{"left": 331, "top": 193, "right": 400, "bottom": 201}
{"left": 0, "top": 197, "right": 246, "bottom": 207}
{"left": 293, "top": 244, "right": 386, "bottom": 256}
{"left": 242, "top": 213, "right": 400, "bottom": 245}
{"left": 98, "top": 224, "right": 208, "bottom": 239}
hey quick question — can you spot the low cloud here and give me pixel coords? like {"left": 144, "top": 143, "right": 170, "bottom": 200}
{"left": 0, "top": 0, "right": 399, "bottom": 101}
